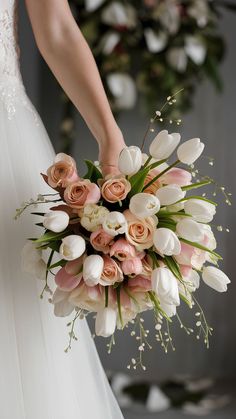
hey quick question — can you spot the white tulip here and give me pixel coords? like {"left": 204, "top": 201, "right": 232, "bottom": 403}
{"left": 185, "top": 36, "right": 206, "bottom": 65}
{"left": 43, "top": 210, "right": 69, "bottom": 233}
{"left": 21, "top": 241, "right": 47, "bottom": 280}
{"left": 80, "top": 204, "right": 109, "bottom": 232}
{"left": 151, "top": 267, "right": 180, "bottom": 306}
{"left": 129, "top": 193, "right": 160, "bottom": 219}
{"left": 155, "top": 184, "right": 185, "bottom": 206}
{"left": 103, "top": 211, "right": 127, "bottom": 236}
{"left": 149, "top": 130, "right": 181, "bottom": 160}
{"left": 177, "top": 138, "right": 205, "bottom": 165}
{"left": 184, "top": 199, "right": 216, "bottom": 223}
{"left": 176, "top": 218, "right": 204, "bottom": 242}
{"left": 160, "top": 302, "right": 177, "bottom": 318}
{"left": 83, "top": 255, "right": 104, "bottom": 287}
{"left": 202, "top": 266, "right": 230, "bottom": 292}
{"left": 59, "top": 235, "right": 86, "bottom": 261}
{"left": 85, "top": 0, "right": 105, "bottom": 12}
{"left": 95, "top": 307, "right": 117, "bottom": 337}
{"left": 52, "top": 288, "right": 75, "bottom": 317}
{"left": 153, "top": 228, "right": 181, "bottom": 256}
{"left": 118, "top": 146, "right": 142, "bottom": 176}
{"left": 144, "top": 29, "right": 167, "bottom": 53}
{"left": 107, "top": 73, "right": 137, "bottom": 109}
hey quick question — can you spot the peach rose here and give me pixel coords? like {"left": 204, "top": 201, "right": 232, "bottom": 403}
{"left": 90, "top": 228, "right": 114, "bottom": 254}
{"left": 101, "top": 176, "right": 131, "bottom": 203}
{"left": 47, "top": 153, "right": 78, "bottom": 188}
{"left": 64, "top": 179, "right": 101, "bottom": 209}
{"left": 110, "top": 238, "right": 136, "bottom": 261}
{"left": 124, "top": 210, "right": 156, "bottom": 251}
{"left": 100, "top": 255, "right": 123, "bottom": 286}
{"left": 144, "top": 169, "right": 162, "bottom": 195}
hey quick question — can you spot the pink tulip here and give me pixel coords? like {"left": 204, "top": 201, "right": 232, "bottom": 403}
{"left": 121, "top": 257, "right": 143, "bottom": 276}
{"left": 128, "top": 275, "right": 152, "bottom": 292}
{"left": 110, "top": 238, "right": 136, "bottom": 261}
{"left": 55, "top": 258, "right": 83, "bottom": 291}
{"left": 69, "top": 281, "right": 104, "bottom": 312}
{"left": 160, "top": 168, "right": 192, "bottom": 187}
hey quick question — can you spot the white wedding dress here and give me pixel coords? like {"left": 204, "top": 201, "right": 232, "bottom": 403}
{"left": 0, "top": 1, "right": 124, "bottom": 418}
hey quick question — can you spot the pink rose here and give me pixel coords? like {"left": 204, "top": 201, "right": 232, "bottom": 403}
{"left": 69, "top": 281, "right": 104, "bottom": 312}
{"left": 124, "top": 210, "right": 156, "bottom": 251}
{"left": 100, "top": 255, "right": 123, "bottom": 286}
{"left": 144, "top": 169, "right": 162, "bottom": 195}
{"left": 141, "top": 254, "right": 153, "bottom": 277}
{"left": 160, "top": 168, "right": 192, "bottom": 187}
{"left": 90, "top": 228, "right": 114, "bottom": 254}
{"left": 55, "top": 257, "right": 84, "bottom": 291}
{"left": 110, "top": 238, "right": 136, "bottom": 261}
{"left": 128, "top": 275, "right": 152, "bottom": 292}
{"left": 101, "top": 176, "right": 131, "bottom": 203}
{"left": 64, "top": 179, "right": 101, "bottom": 209}
{"left": 47, "top": 153, "right": 78, "bottom": 188}
{"left": 121, "top": 257, "right": 143, "bottom": 277}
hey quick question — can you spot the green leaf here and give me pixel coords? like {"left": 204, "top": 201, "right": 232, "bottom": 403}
{"left": 164, "top": 256, "right": 182, "bottom": 281}
{"left": 83, "top": 160, "right": 103, "bottom": 183}
{"left": 128, "top": 166, "right": 150, "bottom": 197}
{"left": 179, "top": 292, "right": 192, "bottom": 308}
{"left": 35, "top": 223, "right": 44, "bottom": 227}
{"left": 180, "top": 238, "right": 222, "bottom": 260}
{"left": 35, "top": 230, "right": 68, "bottom": 243}
{"left": 46, "top": 250, "right": 54, "bottom": 281}
{"left": 116, "top": 286, "right": 123, "bottom": 328}
{"left": 105, "top": 286, "right": 109, "bottom": 308}
{"left": 158, "top": 211, "right": 192, "bottom": 218}
{"left": 48, "top": 259, "right": 67, "bottom": 270}
{"left": 177, "top": 195, "right": 217, "bottom": 206}
{"left": 182, "top": 180, "right": 212, "bottom": 191}
{"left": 31, "top": 212, "right": 46, "bottom": 216}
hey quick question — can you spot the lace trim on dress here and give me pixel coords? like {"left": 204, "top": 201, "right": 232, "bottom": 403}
{"left": 0, "top": 2, "right": 38, "bottom": 122}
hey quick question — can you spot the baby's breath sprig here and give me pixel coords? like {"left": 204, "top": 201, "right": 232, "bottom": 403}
{"left": 192, "top": 296, "right": 213, "bottom": 348}
{"left": 14, "top": 193, "right": 61, "bottom": 220}
{"left": 141, "top": 89, "right": 184, "bottom": 151}
{"left": 176, "top": 313, "right": 194, "bottom": 337}
{"left": 127, "top": 315, "right": 152, "bottom": 371}
{"left": 64, "top": 309, "right": 83, "bottom": 353}
{"left": 107, "top": 334, "right": 116, "bottom": 355}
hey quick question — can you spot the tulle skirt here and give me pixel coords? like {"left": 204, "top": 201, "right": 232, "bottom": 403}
{"left": 0, "top": 98, "right": 123, "bottom": 419}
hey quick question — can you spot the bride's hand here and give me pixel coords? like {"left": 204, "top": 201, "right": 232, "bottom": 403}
{"left": 99, "top": 134, "right": 126, "bottom": 177}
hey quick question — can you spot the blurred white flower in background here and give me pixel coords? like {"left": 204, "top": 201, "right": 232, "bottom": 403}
{"left": 144, "top": 29, "right": 167, "bottom": 53}
{"left": 185, "top": 36, "right": 207, "bottom": 65}
{"left": 101, "top": 2, "right": 137, "bottom": 28}
{"left": 106, "top": 73, "right": 137, "bottom": 109}
{"left": 85, "top": 0, "right": 105, "bottom": 12}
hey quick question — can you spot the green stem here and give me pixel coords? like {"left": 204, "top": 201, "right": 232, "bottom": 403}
{"left": 105, "top": 287, "right": 109, "bottom": 308}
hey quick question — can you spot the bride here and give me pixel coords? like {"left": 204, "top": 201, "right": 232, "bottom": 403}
{"left": 0, "top": 0, "right": 125, "bottom": 418}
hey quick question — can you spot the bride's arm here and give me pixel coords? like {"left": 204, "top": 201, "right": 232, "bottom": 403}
{"left": 25, "top": 0, "right": 125, "bottom": 172}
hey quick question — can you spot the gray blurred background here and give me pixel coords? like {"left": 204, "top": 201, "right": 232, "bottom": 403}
{"left": 19, "top": 2, "right": 235, "bottom": 417}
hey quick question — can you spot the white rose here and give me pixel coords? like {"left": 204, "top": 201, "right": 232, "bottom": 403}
{"left": 129, "top": 193, "right": 160, "bottom": 219}
{"left": 95, "top": 307, "right": 117, "bottom": 337}
{"left": 80, "top": 204, "right": 109, "bottom": 232}
{"left": 155, "top": 184, "right": 185, "bottom": 206}
{"left": 177, "top": 138, "right": 205, "bottom": 165}
{"left": 118, "top": 146, "right": 142, "bottom": 176}
{"left": 59, "top": 235, "right": 86, "bottom": 261}
{"left": 43, "top": 210, "right": 69, "bottom": 233}
{"left": 202, "top": 266, "right": 230, "bottom": 292}
{"left": 21, "top": 241, "right": 47, "bottom": 280}
{"left": 153, "top": 228, "right": 181, "bottom": 256}
{"left": 83, "top": 255, "right": 104, "bottom": 287}
{"left": 151, "top": 267, "right": 180, "bottom": 306}
{"left": 103, "top": 211, "right": 127, "bottom": 237}
{"left": 184, "top": 199, "right": 216, "bottom": 223}
{"left": 176, "top": 218, "right": 204, "bottom": 242}
{"left": 149, "top": 130, "right": 181, "bottom": 160}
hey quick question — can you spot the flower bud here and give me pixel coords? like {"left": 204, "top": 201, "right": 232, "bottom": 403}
{"left": 149, "top": 130, "right": 181, "bottom": 159}
{"left": 177, "top": 138, "right": 204, "bottom": 165}
{"left": 83, "top": 255, "right": 104, "bottom": 286}
{"left": 95, "top": 307, "right": 117, "bottom": 337}
{"left": 184, "top": 199, "right": 216, "bottom": 223}
{"left": 59, "top": 235, "right": 86, "bottom": 261}
{"left": 43, "top": 211, "right": 69, "bottom": 233}
{"left": 153, "top": 228, "right": 181, "bottom": 256}
{"left": 202, "top": 266, "right": 230, "bottom": 292}
{"left": 129, "top": 193, "right": 160, "bottom": 219}
{"left": 102, "top": 211, "right": 127, "bottom": 237}
{"left": 176, "top": 218, "right": 204, "bottom": 242}
{"left": 118, "top": 146, "right": 142, "bottom": 176}
{"left": 155, "top": 184, "right": 185, "bottom": 206}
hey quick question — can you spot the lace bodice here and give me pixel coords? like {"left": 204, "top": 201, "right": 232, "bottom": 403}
{"left": 0, "top": 0, "right": 37, "bottom": 120}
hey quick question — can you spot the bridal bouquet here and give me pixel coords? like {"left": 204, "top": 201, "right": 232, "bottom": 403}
{"left": 17, "top": 105, "right": 230, "bottom": 369}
